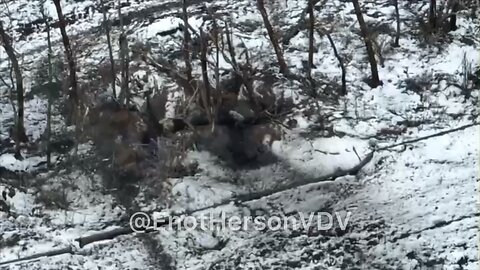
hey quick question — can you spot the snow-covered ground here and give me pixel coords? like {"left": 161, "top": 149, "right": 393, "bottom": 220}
{"left": 0, "top": 0, "right": 478, "bottom": 269}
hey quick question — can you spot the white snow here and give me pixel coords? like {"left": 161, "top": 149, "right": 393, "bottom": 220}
{"left": 0, "top": 0, "right": 478, "bottom": 268}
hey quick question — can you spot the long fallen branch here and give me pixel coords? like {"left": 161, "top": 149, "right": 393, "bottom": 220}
{"left": 1, "top": 121, "right": 478, "bottom": 267}
{"left": 375, "top": 122, "right": 479, "bottom": 151}
{"left": 0, "top": 247, "right": 73, "bottom": 267}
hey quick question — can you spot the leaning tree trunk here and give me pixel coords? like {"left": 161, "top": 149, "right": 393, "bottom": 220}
{"left": 181, "top": 0, "right": 194, "bottom": 97}
{"left": 0, "top": 21, "right": 27, "bottom": 158}
{"left": 101, "top": 0, "right": 116, "bottom": 98}
{"left": 256, "top": 0, "right": 289, "bottom": 75}
{"left": 52, "top": 0, "right": 79, "bottom": 127}
{"left": 322, "top": 31, "right": 347, "bottom": 96}
{"left": 351, "top": 0, "right": 381, "bottom": 88}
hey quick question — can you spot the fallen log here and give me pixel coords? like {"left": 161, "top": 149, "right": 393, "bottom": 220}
{"left": 76, "top": 227, "right": 133, "bottom": 248}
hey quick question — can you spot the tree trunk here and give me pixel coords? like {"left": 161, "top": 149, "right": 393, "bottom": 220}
{"left": 307, "top": 0, "right": 315, "bottom": 79}
{"left": 282, "top": 0, "right": 321, "bottom": 46}
{"left": 351, "top": 0, "right": 381, "bottom": 88}
{"left": 40, "top": 5, "right": 53, "bottom": 168}
{"left": 52, "top": 0, "right": 79, "bottom": 125}
{"left": 181, "top": 0, "right": 194, "bottom": 97}
{"left": 393, "top": 0, "right": 400, "bottom": 47}
{"left": 256, "top": 0, "right": 289, "bottom": 75}
{"left": 101, "top": 0, "right": 117, "bottom": 98}
{"left": 449, "top": 1, "right": 459, "bottom": 31}
{"left": 118, "top": 4, "right": 130, "bottom": 106}
{"left": 323, "top": 31, "right": 346, "bottom": 96}
{"left": 199, "top": 29, "right": 212, "bottom": 124}
{"left": 0, "top": 21, "right": 27, "bottom": 158}
{"left": 429, "top": 0, "right": 437, "bottom": 29}
{"left": 119, "top": 33, "right": 130, "bottom": 106}
{"left": 210, "top": 8, "right": 220, "bottom": 131}
{"left": 225, "top": 23, "right": 238, "bottom": 70}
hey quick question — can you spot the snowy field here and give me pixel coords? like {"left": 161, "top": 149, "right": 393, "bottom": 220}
{"left": 0, "top": 0, "right": 479, "bottom": 269}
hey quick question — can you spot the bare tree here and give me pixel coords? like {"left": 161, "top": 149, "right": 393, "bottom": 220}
{"left": 307, "top": 0, "right": 315, "bottom": 79}
{"left": 117, "top": 3, "right": 130, "bottom": 106}
{"left": 0, "top": 21, "right": 27, "bottom": 158}
{"left": 393, "top": 0, "right": 400, "bottom": 47}
{"left": 0, "top": 62, "right": 16, "bottom": 125}
{"left": 351, "top": 0, "right": 381, "bottom": 87}
{"left": 208, "top": 7, "right": 220, "bottom": 130}
{"left": 52, "top": 0, "right": 80, "bottom": 125}
{"left": 429, "top": 0, "right": 437, "bottom": 29}
{"left": 40, "top": 2, "right": 53, "bottom": 167}
{"left": 199, "top": 29, "right": 213, "bottom": 125}
{"left": 256, "top": 0, "right": 289, "bottom": 75}
{"left": 224, "top": 23, "right": 239, "bottom": 69}
{"left": 181, "top": 0, "right": 194, "bottom": 97}
{"left": 282, "top": 0, "right": 323, "bottom": 46}
{"left": 449, "top": 0, "right": 459, "bottom": 31}
{"left": 117, "top": 5, "right": 130, "bottom": 106}
{"left": 119, "top": 33, "right": 130, "bottom": 106}
{"left": 318, "top": 29, "right": 347, "bottom": 95}
{"left": 101, "top": 0, "right": 116, "bottom": 98}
